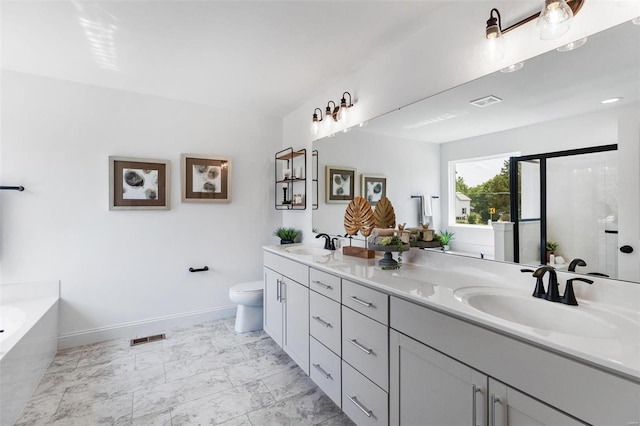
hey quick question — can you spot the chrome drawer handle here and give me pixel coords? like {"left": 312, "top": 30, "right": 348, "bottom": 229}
{"left": 312, "top": 316, "right": 332, "bottom": 328}
{"left": 348, "top": 295, "right": 372, "bottom": 307}
{"left": 348, "top": 338, "right": 373, "bottom": 355}
{"left": 312, "top": 363, "right": 332, "bottom": 380}
{"left": 472, "top": 384, "right": 482, "bottom": 426}
{"left": 347, "top": 396, "right": 372, "bottom": 418}
{"left": 312, "top": 280, "right": 333, "bottom": 290}
{"left": 490, "top": 394, "right": 500, "bottom": 426}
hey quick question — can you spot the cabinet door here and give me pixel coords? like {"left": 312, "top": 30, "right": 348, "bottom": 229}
{"left": 390, "top": 330, "right": 487, "bottom": 426}
{"left": 263, "top": 267, "right": 283, "bottom": 347}
{"left": 489, "top": 379, "right": 586, "bottom": 426}
{"left": 282, "top": 277, "right": 309, "bottom": 374}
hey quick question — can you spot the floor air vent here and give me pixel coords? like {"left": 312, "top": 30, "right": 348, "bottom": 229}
{"left": 130, "top": 333, "right": 166, "bottom": 346}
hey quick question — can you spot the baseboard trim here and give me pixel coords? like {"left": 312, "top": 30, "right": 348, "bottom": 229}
{"left": 58, "top": 305, "right": 237, "bottom": 350}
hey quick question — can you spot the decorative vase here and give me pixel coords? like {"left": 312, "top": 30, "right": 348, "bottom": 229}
{"left": 443, "top": 244, "right": 450, "bottom": 251}
{"left": 280, "top": 239, "right": 295, "bottom": 245}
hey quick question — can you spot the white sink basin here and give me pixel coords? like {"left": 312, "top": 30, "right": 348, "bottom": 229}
{"left": 454, "top": 287, "right": 633, "bottom": 339}
{"left": 283, "top": 246, "right": 332, "bottom": 256}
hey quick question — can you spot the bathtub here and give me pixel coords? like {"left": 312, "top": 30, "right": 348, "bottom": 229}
{"left": 0, "top": 281, "right": 59, "bottom": 426}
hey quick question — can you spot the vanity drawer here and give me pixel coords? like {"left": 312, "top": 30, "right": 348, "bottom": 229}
{"left": 342, "top": 279, "right": 388, "bottom": 324}
{"left": 309, "top": 291, "right": 341, "bottom": 355}
{"left": 342, "top": 360, "right": 388, "bottom": 426}
{"left": 310, "top": 268, "right": 342, "bottom": 302}
{"left": 310, "top": 337, "right": 342, "bottom": 408}
{"left": 264, "top": 251, "right": 309, "bottom": 286}
{"left": 342, "top": 306, "right": 388, "bottom": 391}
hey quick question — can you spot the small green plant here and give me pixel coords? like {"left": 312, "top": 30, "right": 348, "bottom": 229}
{"left": 274, "top": 227, "right": 300, "bottom": 242}
{"left": 546, "top": 241, "right": 559, "bottom": 252}
{"left": 438, "top": 230, "right": 455, "bottom": 245}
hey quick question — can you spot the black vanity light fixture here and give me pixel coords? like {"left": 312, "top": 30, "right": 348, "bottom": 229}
{"left": 312, "top": 107, "right": 323, "bottom": 135}
{"left": 484, "top": 0, "right": 584, "bottom": 63}
{"left": 337, "top": 92, "right": 354, "bottom": 124}
{"left": 312, "top": 91, "right": 356, "bottom": 134}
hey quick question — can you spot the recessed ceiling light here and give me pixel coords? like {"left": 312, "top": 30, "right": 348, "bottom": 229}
{"left": 500, "top": 62, "right": 524, "bottom": 73}
{"left": 601, "top": 97, "right": 623, "bottom": 104}
{"left": 557, "top": 37, "right": 588, "bottom": 52}
{"left": 469, "top": 95, "right": 502, "bottom": 108}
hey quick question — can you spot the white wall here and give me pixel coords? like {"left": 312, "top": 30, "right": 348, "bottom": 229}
{"left": 1, "top": 71, "right": 282, "bottom": 347}
{"left": 282, "top": 0, "right": 639, "bottom": 244}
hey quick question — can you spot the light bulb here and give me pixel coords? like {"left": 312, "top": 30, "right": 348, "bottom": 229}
{"left": 537, "top": 0, "right": 573, "bottom": 40}
{"left": 484, "top": 32, "right": 506, "bottom": 63}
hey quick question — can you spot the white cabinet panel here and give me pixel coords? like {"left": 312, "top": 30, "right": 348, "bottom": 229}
{"left": 263, "top": 267, "right": 283, "bottom": 347}
{"left": 310, "top": 268, "right": 342, "bottom": 302}
{"left": 390, "top": 330, "right": 487, "bottom": 426}
{"left": 342, "top": 361, "right": 388, "bottom": 426}
{"left": 282, "top": 276, "right": 309, "bottom": 374}
{"left": 342, "top": 306, "right": 388, "bottom": 391}
{"left": 489, "top": 379, "right": 586, "bottom": 426}
{"left": 264, "top": 251, "right": 309, "bottom": 286}
{"left": 342, "top": 279, "right": 388, "bottom": 325}
{"left": 310, "top": 337, "right": 342, "bottom": 408}
{"left": 309, "top": 290, "right": 341, "bottom": 355}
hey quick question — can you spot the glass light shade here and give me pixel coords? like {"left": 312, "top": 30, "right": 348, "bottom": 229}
{"left": 338, "top": 105, "right": 347, "bottom": 123}
{"left": 324, "top": 108, "right": 332, "bottom": 130}
{"left": 537, "top": 0, "right": 573, "bottom": 40}
{"left": 312, "top": 120, "right": 319, "bottom": 135}
{"left": 483, "top": 30, "right": 506, "bottom": 63}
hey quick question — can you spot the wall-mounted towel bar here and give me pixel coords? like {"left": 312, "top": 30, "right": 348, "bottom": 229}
{"left": 189, "top": 266, "right": 209, "bottom": 273}
{"left": 0, "top": 186, "right": 25, "bottom": 191}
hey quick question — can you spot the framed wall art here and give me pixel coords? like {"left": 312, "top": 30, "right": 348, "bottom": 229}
{"left": 325, "top": 166, "right": 355, "bottom": 203}
{"left": 109, "top": 156, "right": 171, "bottom": 210}
{"left": 181, "top": 154, "right": 232, "bottom": 203}
{"left": 361, "top": 174, "right": 386, "bottom": 206}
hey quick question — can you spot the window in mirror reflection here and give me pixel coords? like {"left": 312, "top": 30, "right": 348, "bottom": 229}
{"left": 451, "top": 153, "right": 518, "bottom": 226}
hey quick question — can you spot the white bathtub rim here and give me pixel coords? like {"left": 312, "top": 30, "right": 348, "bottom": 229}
{"left": 0, "top": 297, "right": 59, "bottom": 360}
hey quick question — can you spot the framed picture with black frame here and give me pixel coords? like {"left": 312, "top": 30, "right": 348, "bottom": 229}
{"left": 325, "top": 166, "right": 355, "bottom": 203}
{"left": 361, "top": 174, "right": 386, "bottom": 206}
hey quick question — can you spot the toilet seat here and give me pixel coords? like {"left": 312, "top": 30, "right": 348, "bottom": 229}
{"left": 229, "top": 280, "right": 263, "bottom": 295}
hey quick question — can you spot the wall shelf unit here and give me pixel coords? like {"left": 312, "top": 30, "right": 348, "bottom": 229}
{"left": 275, "top": 147, "right": 307, "bottom": 210}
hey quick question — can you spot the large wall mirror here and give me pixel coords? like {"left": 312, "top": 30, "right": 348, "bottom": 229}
{"left": 312, "top": 19, "right": 639, "bottom": 283}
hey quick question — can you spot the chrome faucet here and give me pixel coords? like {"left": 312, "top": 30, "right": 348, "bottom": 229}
{"left": 315, "top": 233, "right": 336, "bottom": 250}
{"left": 533, "top": 266, "right": 561, "bottom": 302}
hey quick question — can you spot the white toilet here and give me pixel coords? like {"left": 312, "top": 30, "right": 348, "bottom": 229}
{"left": 228, "top": 280, "right": 264, "bottom": 333}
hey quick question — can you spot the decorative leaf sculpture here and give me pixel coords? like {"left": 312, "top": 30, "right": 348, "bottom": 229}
{"left": 374, "top": 196, "right": 396, "bottom": 229}
{"left": 344, "top": 196, "right": 376, "bottom": 237}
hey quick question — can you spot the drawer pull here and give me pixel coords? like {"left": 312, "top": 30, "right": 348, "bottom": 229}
{"left": 312, "top": 280, "right": 333, "bottom": 290}
{"left": 348, "top": 295, "right": 373, "bottom": 308}
{"left": 490, "top": 394, "right": 500, "bottom": 426}
{"left": 348, "top": 338, "right": 373, "bottom": 355}
{"left": 312, "top": 316, "right": 332, "bottom": 328}
{"left": 347, "top": 395, "right": 372, "bottom": 418}
{"left": 312, "top": 363, "right": 332, "bottom": 380}
{"left": 472, "top": 384, "right": 482, "bottom": 426}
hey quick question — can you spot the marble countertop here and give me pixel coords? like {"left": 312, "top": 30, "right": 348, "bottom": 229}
{"left": 264, "top": 244, "right": 640, "bottom": 382}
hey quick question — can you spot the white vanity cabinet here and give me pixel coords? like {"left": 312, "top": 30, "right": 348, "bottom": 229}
{"left": 390, "top": 296, "right": 639, "bottom": 426}
{"left": 263, "top": 252, "right": 309, "bottom": 374}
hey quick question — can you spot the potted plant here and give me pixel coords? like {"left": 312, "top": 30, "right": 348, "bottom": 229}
{"left": 438, "top": 230, "right": 455, "bottom": 251}
{"left": 545, "top": 240, "right": 558, "bottom": 262}
{"left": 274, "top": 227, "right": 300, "bottom": 244}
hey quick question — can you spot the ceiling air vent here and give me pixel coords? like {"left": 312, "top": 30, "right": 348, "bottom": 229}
{"left": 469, "top": 95, "right": 502, "bottom": 108}
{"left": 130, "top": 333, "right": 166, "bottom": 346}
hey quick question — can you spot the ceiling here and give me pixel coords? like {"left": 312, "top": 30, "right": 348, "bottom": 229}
{"left": 1, "top": 1, "right": 442, "bottom": 117}
{"left": 360, "top": 18, "right": 640, "bottom": 143}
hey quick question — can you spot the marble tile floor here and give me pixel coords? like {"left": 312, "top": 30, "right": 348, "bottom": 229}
{"left": 15, "top": 317, "right": 355, "bottom": 426}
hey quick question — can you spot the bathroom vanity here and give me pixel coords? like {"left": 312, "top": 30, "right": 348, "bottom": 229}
{"left": 263, "top": 244, "right": 640, "bottom": 426}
